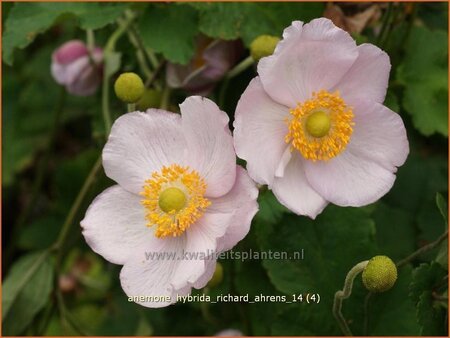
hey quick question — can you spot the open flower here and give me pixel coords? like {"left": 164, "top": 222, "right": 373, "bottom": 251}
{"left": 166, "top": 36, "right": 243, "bottom": 95}
{"left": 81, "top": 97, "right": 258, "bottom": 308}
{"left": 51, "top": 40, "right": 103, "bottom": 96}
{"left": 234, "top": 18, "right": 409, "bottom": 218}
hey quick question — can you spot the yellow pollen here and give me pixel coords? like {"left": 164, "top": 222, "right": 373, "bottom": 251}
{"left": 285, "top": 90, "right": 354, "bottom": 161}
{"left": 140, "top": 164, "right": 211, "bottom": 238}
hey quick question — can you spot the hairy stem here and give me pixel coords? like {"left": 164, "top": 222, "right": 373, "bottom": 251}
{"left": 333, "top": 260, "right": 369, "bottom": 336}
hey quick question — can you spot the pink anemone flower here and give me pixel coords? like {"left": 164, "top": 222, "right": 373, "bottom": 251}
{"left": 51, "top": 40, "right": 103, "bottom": 96}
{"left": 234, "top": 18, "right": 409, "bottom": 218}
{"left": 81, "top": 96, "right": 258, "bottom": 308}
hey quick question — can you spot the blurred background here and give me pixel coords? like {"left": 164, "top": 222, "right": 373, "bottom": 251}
{"left": 2, "top": 2, "right": 448, "bottom": 336}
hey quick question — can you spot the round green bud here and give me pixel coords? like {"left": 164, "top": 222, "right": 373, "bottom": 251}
{"left": 207, "top": 262, "right": 223, "bottom": 288}
{"left": 306, "top": 111, "right": 331, "bottom": 138}
{"left": 114, "top": 72, "right": 145, "bottom": 103}
{"left": 136, "top": 89, "right": 163, "bottom": 111}
{"left": 362, "top": 255, "right": 397, "bottom": 293}
{"left": 250, "top": 35, "right": 280, "bottom": 61}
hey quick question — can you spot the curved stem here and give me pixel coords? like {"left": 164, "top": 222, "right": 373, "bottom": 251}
{"left": 333, "top": 260, "right": 369, "bottom": 336}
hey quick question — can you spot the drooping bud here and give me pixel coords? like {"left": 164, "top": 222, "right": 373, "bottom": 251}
{"left": 51, "top": 40, "right": 103, "bottom": 96}
{"left": 362, "top": 255, "right": 397, "bottom": 292}
{"left": 114, "top": 72, "right": 145, "bottom": 103}
{"left": 250, "top": 35, "right": 280, "bottom": 61}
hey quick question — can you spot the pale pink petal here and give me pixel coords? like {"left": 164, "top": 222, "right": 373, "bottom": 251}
{"left": 173, "top": 166, "right": 258, "bottom": 288}
{"left": 103, "top": 110, "right": 185, "bottom": 194}
{"left": 348, "top": 100, "right": 409, "bottom": 170}
{"left": 192, "top": 260, "right": 217, "bottom": 289}
{"left": 171, "top": 211, "right": 233, "bottom": 290}
{"left": 53, "top": 40, "right": 88, "bottom": 64}
{"left": 304, "top": 150, "right": 396, "bottom": 207}
{"left": 233, "top": 77, "right": 290, "bottom": 186}
{"left": 180, "top": 96, "right": 236, "bottom": 198}
{"left": 120, "top": 236, "right": 187, "bottom": 308}
{"left": 258, "top": 18, "right": 358, "bottom": 107}
{"left": 209, "top": 166, "right": 259, "bottom": 253}
{"left": 332, "top": 43, "right": 391, "bottom": 104}
{"left": 66, "top": 62, "right": 101, "bottom": 96}
{"left": 272, "top": 153, "right": 328, "bottom": 218}
{"left": 81, "top": 185, "right": 154, "bottom": 265}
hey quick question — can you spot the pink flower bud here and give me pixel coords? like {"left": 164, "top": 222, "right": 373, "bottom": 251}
{"left": 166, "top": 36, "right": 243, "bottom": 95}
{"left": 51, "top": 40, "right": 103, "bottom": 96}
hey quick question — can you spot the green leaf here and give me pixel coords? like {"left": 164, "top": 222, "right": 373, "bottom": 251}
{"left": 255, "top": 190, "right": 291, "bottom": 224}
{"left": 397, "top": 26, "right": 448, "bottom": 136}
{"left": 2, "top": 251, "right": 54, "bottom": 335}
{"left": 138, "top": 5, "right": 198, "bottom": 64}
{"left": 367, "top": 266, "right": 421, "bottom": 335}
{"left": 373, "top": 203, "right": 416, "bottom": 261}
{"left": 256, "top": 206, "right": 377, "bottom": 335}
{"left": 192, "top": 2, "right": 324, "bottom": 46}
{"left": 410, "top": 262, "right": 448, "bottom": 335}
{"left": 3, "top": 3, "right": 126, "bottom": 65}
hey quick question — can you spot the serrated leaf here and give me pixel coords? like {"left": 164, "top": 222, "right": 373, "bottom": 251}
{"left": 397, "top": 26, "right": 448, "bottom": 136}
{"left": 138, "top": 5, "right": 198, "bottom": 64}
{"left": 417, "top": 291, "right": 447, "bottom": 335}
{"left": 192, "top": 2, "right": 324, "bottom": 46}
{"left": 410, "top": 263, "right": 448, "bottom": 335}
{"left": 3, "top": 3, "right": 126, "bottom": 65}
{"left": 410, "top": 262, "right": 447, "bottom": 303}
{"left": 2, "top": 251, "right": 54, "bottom": 335}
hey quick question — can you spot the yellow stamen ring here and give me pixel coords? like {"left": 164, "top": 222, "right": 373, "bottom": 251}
{"left": 286, "top": 90, "right": 354, "bottom": 161}
{"left": 140, "top": 164, "right": 210, "bottom": 238}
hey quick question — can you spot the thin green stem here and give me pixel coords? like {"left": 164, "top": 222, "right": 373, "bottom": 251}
{"left": 363, "top": 292, "right": 372, "bottom": 335}
{"left": 333, "top": 260, "right": 369, "bottom": 336}
{"left": 86, "top": 29, "right": 95, "bottom": 53}
{"left": 160, "top": 86, "right": 171, "bottom": 110}
{"left": 5, "top": 88, "right": 66, "bottom": 264}
{"left": 102, "top": 13, "right": 136, "bottom": 132}
{"left": 377, "top": 3, "right": 394, "bottom": 46}
{"left": 397, "top": 229, "right": 449, "bottom": 268}
{"left": 127, "top": 103, "right": 136, "bottom": 113}
{"left": 219, "top": 56, "right": 254, "bottom": 108}
{"left": 51, "top": 156, "right": 102, "bottom": 254}
{"left": 226, "top": 56, "right": 254, "bottom": 79}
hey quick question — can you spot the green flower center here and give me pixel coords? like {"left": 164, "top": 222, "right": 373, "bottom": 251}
{"left": 158, "top": 187, "right": 187, "bottom": 213}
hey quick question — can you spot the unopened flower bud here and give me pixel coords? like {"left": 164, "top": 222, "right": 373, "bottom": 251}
{"left": 114, "top": 72, "right": 145, "bottom": 103}
{"left": 51, "top": 40, "right": 103, "bottom": 96}
{"left": 136, "top": 89, "right": 163, "bottom": 111}
{"left": 207, "top": 262, "right": 223, "bottom": 288}
{"left": 250, "top": 35, "right": 280, "bottom": 61}
{"left": 362, "top": 255, "right": 397, "bottom": 293}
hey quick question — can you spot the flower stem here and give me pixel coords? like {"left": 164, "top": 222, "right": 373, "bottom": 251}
{"left": 396, "top": 229, "right": 449, "bottom": 268}
{"left": 51, "top": 155, "right": 102, "bottom": 253}
{"left": 332, "top": 260, "right": 369, "bottom": 336}
{"left": 226, "top": 56, "right": 254, "bottom": 79}
{"left": 127, "top": 103, "right": 136, "bottom": 113}
{"left": 102, "top": 13, "right": 136, "bottom": 132}
{"left": 160, "top": 86, "right": 171, "bottom": 110}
